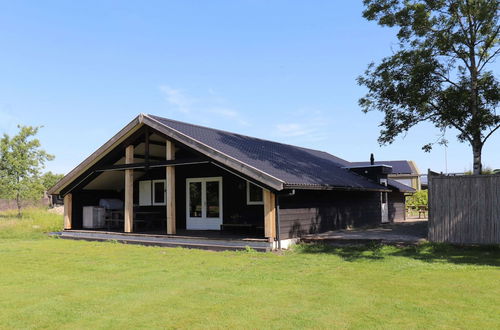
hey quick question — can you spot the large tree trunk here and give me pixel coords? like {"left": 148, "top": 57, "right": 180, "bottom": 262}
{"left": 472, "top": 142, "right": 482, "bottom": 175}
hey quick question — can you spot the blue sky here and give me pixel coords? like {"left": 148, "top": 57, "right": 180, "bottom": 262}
{"left": 0, "top": 0, "right": 498, "bottom": 175}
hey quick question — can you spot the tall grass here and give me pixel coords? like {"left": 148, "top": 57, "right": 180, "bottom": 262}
{"left": 0, "top": 208, "right": 63, "bottom": 239}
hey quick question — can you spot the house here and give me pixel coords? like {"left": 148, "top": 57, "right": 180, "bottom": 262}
{"left": 48, "top": 114, "right": 414, "bottom": 250}
{"left": 351, "top": 160, "right": 421, "bottom": 191}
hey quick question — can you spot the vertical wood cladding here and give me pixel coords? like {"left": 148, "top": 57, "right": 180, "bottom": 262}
{"left": 279, "top": 190, "right": 382, "bottom": 239}
{"left": 388, "top": 192, "right": 406, "bottom": 222}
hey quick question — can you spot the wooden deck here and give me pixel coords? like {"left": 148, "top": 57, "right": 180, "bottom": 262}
{"left": 52, "top": 229, "right": 272, "bottom": 251}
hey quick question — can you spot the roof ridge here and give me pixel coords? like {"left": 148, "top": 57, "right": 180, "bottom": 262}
{"left": 147, "top": 114, "right": 349, "bottom": 164}
{"left": 352, "top": 160, "right": 410, "bottom": 163}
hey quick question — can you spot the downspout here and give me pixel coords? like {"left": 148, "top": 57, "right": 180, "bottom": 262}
{"left": 275, "top": 195, "right": 281, "bottom": 250}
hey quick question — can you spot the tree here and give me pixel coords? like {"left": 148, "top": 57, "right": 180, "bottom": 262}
{"left": 0, "top": 125, "right": 54, "bottom": 216}
{"left": 358, "top": 0, "right": 500, "bottom": 174}
{"left": 40, "top": 171, "right": 64, "bottom": 192}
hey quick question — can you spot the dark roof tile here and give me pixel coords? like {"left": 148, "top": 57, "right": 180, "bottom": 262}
{"left": 149, "top": 115, "right": 387, "bottom": 191}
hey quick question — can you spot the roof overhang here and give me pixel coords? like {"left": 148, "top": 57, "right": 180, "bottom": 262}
{"left": 48, "top": 115, "right": 145, "bottom": 195}
{"left": 283, "top": 183, "right": 391, "bottom": 192}
{"left": 48, "top": 114, "right": 285, "bottom": 195}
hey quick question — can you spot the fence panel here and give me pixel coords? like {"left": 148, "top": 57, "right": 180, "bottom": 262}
{"left": 429, "top": 174, "right": 500, "bottom": 244}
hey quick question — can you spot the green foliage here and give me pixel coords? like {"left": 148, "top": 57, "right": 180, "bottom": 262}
{"left": 358, "top": 0, "right": 500, "bottom": 175}
{"left": 464, "top": 165, "right": 495, "bottom": 175}
{"left": 40, "top": 171, "right": 64, "bottom": 191}
{"left": 0, "top": 125, "right": 54, "bottom": 215}
{"left": 406, "top": 190, "right": 428, "bottom": 207}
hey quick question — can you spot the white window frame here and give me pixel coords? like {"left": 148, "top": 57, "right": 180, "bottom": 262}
{"left": 246, "top": 181, "right": 264, "bottom": 205}
{"left": 152, "top": 179, "right": 167, "bottom": 206}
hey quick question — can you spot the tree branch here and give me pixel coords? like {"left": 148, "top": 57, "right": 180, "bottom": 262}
{"left": 477, "top": 25, "right": 500, "bottom": 71}
{"left": 434, "top": 71, "right": 460, "bottom": 88}
{"left": 482, "top": 123, "right": 500, "bottom": 145}
{"left": 478, "top": 47, "right": 500, "bottom": 73}
{"left": 427, "top": 100, "right": 473, "bottom": 144}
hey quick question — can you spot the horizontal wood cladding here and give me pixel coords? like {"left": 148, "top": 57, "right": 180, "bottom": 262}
{"left": 279, "top": 190, "right": 381, "bottom": 239}
{"left": 388, "top": 192, "right": 406, "bottom": 222}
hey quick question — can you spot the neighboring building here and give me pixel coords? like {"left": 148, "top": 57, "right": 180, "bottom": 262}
{"left": 351, "top": 160, "right": 421, "bottom": 191}
{"left": 48, "top": 114, "right": 414, "bottom": 250}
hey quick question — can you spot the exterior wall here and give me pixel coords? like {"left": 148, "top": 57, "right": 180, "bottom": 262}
{"left": 71, "top": 190, "right": 122, "bottom": 229}
{"left": 175, "top": 163, "right": 264, "bottom": 231}
{"left": 69, "top": 163, "right": 265, "bottom": 232}
{"left": 279, "top": 190, "right": 382, "bottom": 239}
{"left": 388, "top": 191, "right": 406, "bottom": 222}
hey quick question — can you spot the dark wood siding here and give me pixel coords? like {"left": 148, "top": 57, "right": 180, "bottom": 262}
{"left": 388, "top": 192, "right": 406, "bottom": 222}
{"left": 175, "top": 163, "right": 264, "bottom": 230}
{"left": 71, "top": 190, "right": 122, "bottom": 229}
{"left": 279, "top": 190, "right": 382, "bottom": 239}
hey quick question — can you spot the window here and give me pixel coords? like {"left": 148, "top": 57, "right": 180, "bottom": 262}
{"left": 139, "top": 179, "right": 166, "bottom": 206}
{"left": 246, "top": 182, "right": 264, "bottom": 205}
{"left": 152, "top": 180, "right": 166, "bottom": 205}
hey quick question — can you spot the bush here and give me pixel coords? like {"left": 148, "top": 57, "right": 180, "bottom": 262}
{"left": 406, "top": 190, "right": 428, "bottom": 207}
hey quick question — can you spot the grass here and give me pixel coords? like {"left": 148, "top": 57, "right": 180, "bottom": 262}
{"left": 0, "top": 209, "right": 499, "bottom": 329}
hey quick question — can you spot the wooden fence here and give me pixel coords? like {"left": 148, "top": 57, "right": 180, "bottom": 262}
{"left": 428, "top": 173, "right": 500, "bottom": 244}
{"left": 0, "top": 198, "right": 50, "bottom": 212}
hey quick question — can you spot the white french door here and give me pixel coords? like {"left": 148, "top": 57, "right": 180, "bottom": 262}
{"left": 186, "top": 177, "right": 223, "bottom": 230}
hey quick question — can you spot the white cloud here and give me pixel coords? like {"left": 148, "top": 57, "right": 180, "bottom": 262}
{"left": 158, "top": 85, "right": 249, "bottom": 126}
{"left": 274, "top": 111, "right": 331, "bottom": 142}
{"left": 208, "top": 107, "right": 250, "bottom": 126}
{"left": 275, "top": 123, "right": 315, "bottom": 137}
{"left": 159, "top": 85, "right": 194, "bottom": 113}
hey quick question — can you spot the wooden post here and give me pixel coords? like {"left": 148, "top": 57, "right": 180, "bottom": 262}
{"left": 166, "top": 140, "right": 176, "bottom": 234}
{"left": 264, "top": 189, "right": 276, "bottom": 241}
{"left": 124, "top": 145, "right": 134, "bottom": 233}
{"left": 63, "top": 193, "right": 72, "bottom": 230}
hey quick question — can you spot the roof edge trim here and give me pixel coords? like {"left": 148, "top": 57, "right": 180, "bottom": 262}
{"left": 47, "top": 115, "right": 145, "bottom": 195}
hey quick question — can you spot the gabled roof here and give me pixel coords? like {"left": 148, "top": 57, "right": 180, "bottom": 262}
{"left": 147, "top": 115, "right": 387, "bottom": 191}
{"left": 350, "top": 160, "right": 419, "bottom": 175}
{"left": 49, "top": 114, "right": 389, "bottom": 194}
{"left": 387, "top": 179, "right": 416, "bottom": 193}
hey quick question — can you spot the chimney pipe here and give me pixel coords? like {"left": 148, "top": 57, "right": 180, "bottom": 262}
{"left": 370, "top": 153, "right": 375, "bottom": 166}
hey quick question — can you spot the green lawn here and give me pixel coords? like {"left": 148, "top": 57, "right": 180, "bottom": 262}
{"left": 0, "top": 209, "right": 499, "bottom": 329}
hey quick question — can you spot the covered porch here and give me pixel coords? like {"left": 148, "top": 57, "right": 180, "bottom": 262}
{"left": 61, "top": 124, "right": 277, "bottom": 244}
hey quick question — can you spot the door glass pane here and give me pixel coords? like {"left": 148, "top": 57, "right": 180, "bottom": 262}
{"left": 206, "top": 181, "right": 220, "bottom": 218}
{"left": 189, "top": 182, "right": 202, "bottom": 218}
{"left": 154, "top": 181, "right": 165, "bottom": 204}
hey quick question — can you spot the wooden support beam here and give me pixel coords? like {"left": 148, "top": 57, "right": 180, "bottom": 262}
{"left": 264, "top": 189, "right": 276, "bottom": 240}
{"left": 95, "top": 158, "right": 208, "bottom": 172}
{"left": 166, "top": 141, "right": 176, "bottom": 234}
{"left": 124, "top": 145, "right": 134, "bottom": 233}
{"left": 63, "top": 193, "right": 72, "bottom": 230}
{"left": 148, "top": 140, "right": 166, "bottom": 147}
{"left": 133, "top": 154, "right": 165, "bottom": 162}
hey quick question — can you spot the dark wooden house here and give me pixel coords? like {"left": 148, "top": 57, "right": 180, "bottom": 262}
{"left": 48, "top": 114, "right": 414, "bottom": 250}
